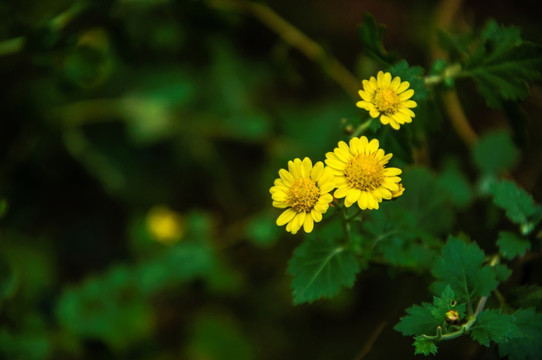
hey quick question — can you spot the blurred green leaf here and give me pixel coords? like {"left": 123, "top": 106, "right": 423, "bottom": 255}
{"left": 472, "top": 131, "right": 519, "bottom": 174}
{"left": 464, "top": 20, "right": 542, "bottom": 108}
{"left": 288, "top": 238, "right": 360, "bottom": 305}
{"left": 0, "top": 329, "right": 51, "bottom": 360}
{"left": 498, "top": 308, "right": 542, "bottom": 360}
{"left": 186, "top": 313, "right": 254, "bottom": 360}
{"left": 388, "top": 60, "right": 428, "bottom": 101}
{"left": 470, "top": 309, "right": 521, "bottom": 347}
{"left": 436, "top": 160, "right": 473, "bottom": 208}
{"left": 431, "top": 237, "right": 498, "bottom": 302}
{"left": 358, "top": 13, "right": 397, "bottom": 66}
{"left": 245, "top": 211, "right": 280, "bottom": 248}
{"left": 496, "top": 231, "right": 531, "bottom": 260}
{"left": 56, "top": 265, "right": 153, "bottom": 350}
{"left": 490, "top": 179, "right": 542, "bottom": 227}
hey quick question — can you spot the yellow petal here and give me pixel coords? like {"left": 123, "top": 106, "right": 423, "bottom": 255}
{"left": 396, "top": 81, "right": 410, "bottom": 94}
{"left": 277, "top": 209, "right": 296, "bottom": 226}
{"left": 357, "top": 191, "right": 368, "bottom": 209}
{"left": 384, "top": 167, "right": 402, "bottom": 176}
{"left": 367, "top": 138, "right": 380, "bottom": 154}
{"left": 279, "top": 168, "right": 294, "bottom": 185}
{"left": 399, "top": 89, "right": 414, "bottom": 101}
{"left": 345, "top": 189, "right": 361, "bottom": 207}
{"left": 311, "top": 161, "right": 324, "bottom": 182}
{"left": 334, "top": 185, "right": 351, "bottom": 199}
{"left": 303, "top": 215, "right": 314, "bottom": 233}
{"left": 311, "top": 209, "right": 323, "bottom": 222}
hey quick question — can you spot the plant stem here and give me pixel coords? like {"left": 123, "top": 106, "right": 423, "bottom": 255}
{"left": 350, "top": 118, "right": 372, "bottom": 138}
{"left": 339, "top": 204, "right": 352, "bottom": 245}
{"left": 207, "top": 0, "right": 360, "bottom": 97}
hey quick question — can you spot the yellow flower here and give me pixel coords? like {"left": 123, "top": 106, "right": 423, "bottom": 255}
{"left": 270, "top": 157, "right": 335, "bottom": 234}
{"left": 325, "top": 136, "right": 403, "bottom": 209}
{"left": 356, "top": 71, "right": 417, "bottom": 130}
{"left": 146, "top": 206, "right": 184, "bottom": 245}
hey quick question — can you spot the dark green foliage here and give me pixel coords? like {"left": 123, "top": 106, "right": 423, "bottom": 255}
{"left": 358, "top": 13, "right": 398, "bottom": 66}
{"left": 497, "top": 231, "right": 531, "bottom": 260}
{"left": 388, "top": 60, "right": 429, "bottom": 101}
{"left": 472, "top": 131, "right": 519, "bottom": 174}
{"left": 431, "top": 237, "right": 498, "bottom": 302}
{"left": 470, "top": 309, "right": 521, "bottom": 347}
{"left": 464, "top": 20, "right": 542, "bottom": 108}
{"left": 413, "top": 336, "right": 438, "bottom": 356}
{"left": 498, "top": 308, "right": 542, "bottom": 360}
{"left": 490, "top": 180, "right": 542, "bottom": 228}
{"left": 287, "top": 238, "right": 360, "bottom": 305}
{"left": 395, "top": 303, "right": 440, "bottom": 337}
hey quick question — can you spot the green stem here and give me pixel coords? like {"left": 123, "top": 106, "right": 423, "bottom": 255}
{"left": 424, "top": 63, "right": 463, "bottom": 86}
{"left": 351, "top": 118, "right": 372, "bottom": 138}
{"left": 339, "top": 203, "right": 352, "bottom": 245}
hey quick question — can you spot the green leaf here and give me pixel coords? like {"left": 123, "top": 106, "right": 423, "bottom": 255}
{"left": 431, "top": 286, "right": 466, "bottom": 324}
{"left": 497, "top": 231, "right": 531, "bottom": 260}
{"left": 388, "top": 60, "right": 428, "bottom": 101}
{"left": 472, "top": 131, "right": 519, "bottom": 174}
{"left": 490, "top": 179, "right": 541, "bottom": 226}
{"left": 186, "top": 313, "right": 254, "bottom": 360}
{"left": 413, "top": 336, "right": 438, "bottom": 356}
{"left": 431, "top": 237, "right": 498, "bottom": 302}
{"left": 436, "top": 159, "right": 473, "bottom": 209}
{"left": 499, "top": 308, "right": 542, "bottom": 360}
{"left": 287, "top": 238, "right": 360, "bottom": 305}
{"left": 464, "top": 21, "right": 542, "bottom": 108}
{"left": 358, "top": 13, "right": 397, "bottom": 66}
{"left": 394, "top": 303, "right": 440, "bottom": 336}
{"left": 470, "top": 309, "right": 521, "bottom": 347}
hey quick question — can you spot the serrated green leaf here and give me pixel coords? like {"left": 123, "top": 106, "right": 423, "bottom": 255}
{"left": 472, "top": 131, "right": 519, "bottom": 174}
{"left": 464, "top": 21, "right": 542, "bottom": 108}
{"left": 490, "top": 180, "right": 541, "bottom": 226}
{"left": 494, "top": 263, "right": 512, "bottom": 282}
{"left": 498, "top": 308, "right": 542, "bottom": 360}
{"left": 413, "top": 336, "right": 438, "bottom": 356}
{"left": 470, "top": 309, "right": 521, "bottom": 347}
{"left": 497, "top": 231, "right": 531, "bottom": 260}
{"left": 358, "top": 13, "right": 397, "bottom": 66}
{"left": 394, "top": 303, "right": 440, "bottom": 336}
{"left": 388, "top": 60, "right": 428, "bottom": 101}
{"left": 431, "top": 237, "right": 498, "bottom": 303}
{"left": 431, "top": 285, "right": 466, "bottom": 324}
{"left": 287, "top": 238, "right": 360, "bottom": 305}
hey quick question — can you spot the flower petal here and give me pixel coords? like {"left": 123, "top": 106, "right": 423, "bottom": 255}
{"left": 277, "top": 209, "right": 296, "bottom": 226}
{"left": 303, "top": 214, "right": 314, "bottom": 233}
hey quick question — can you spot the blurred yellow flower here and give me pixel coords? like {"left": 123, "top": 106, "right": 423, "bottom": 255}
{"left": 356, "top": 71, "right": 417, "bottom": 130}
{"left": 146, "top": 206, "right": 184, "bottom": 245}
{"left": 325, "top": 136, "right": 403, "bottom": 210}
{"left": 270, "top": 158, "right": 335, "bottom": 234}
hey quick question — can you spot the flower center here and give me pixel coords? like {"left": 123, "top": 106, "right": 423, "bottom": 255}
{"left": 345, "top": 154, "right": 385, "bottom": 191}
{"left": 373, "top": 88, "right": 399, "bottom": 115}
{"left": 287, "top": 178, "right": 320, "bottom": 213}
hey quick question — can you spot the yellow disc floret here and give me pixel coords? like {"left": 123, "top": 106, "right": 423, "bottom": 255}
{"left": 345, "top": 154, "right": 385, "bottom": 191}
{"left": 287, "top": 178, "right": 320, "bottom": 213}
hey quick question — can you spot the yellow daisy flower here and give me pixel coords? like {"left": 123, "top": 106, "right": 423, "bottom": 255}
{"left": 325, "top": 136, "right": 403, "bottom": 210}
{"left": 356, "top": 71, "right": 417, "bottom": 130}
{"left": 270, "top": 157, "right": 335, "bottom": 234}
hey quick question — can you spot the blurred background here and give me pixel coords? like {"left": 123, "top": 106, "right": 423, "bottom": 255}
{"left": 1, "top": 0, "right": 541, "bottom": 359}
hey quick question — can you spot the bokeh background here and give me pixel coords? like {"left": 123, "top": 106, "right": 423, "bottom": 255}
{"left": 1, "top": 0, "right": 541, "bottom": 359}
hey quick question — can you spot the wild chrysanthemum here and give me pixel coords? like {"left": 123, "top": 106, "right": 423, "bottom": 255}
{"left": 270, "top": 157, "right": 335, "bottom": 234}
{"left": 356, "top": 71, "right": 417, "bottom": 130}
{"left": 325, "top": 136, "right": 403, "bottom": 209}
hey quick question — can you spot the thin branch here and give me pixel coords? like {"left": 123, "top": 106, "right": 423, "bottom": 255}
{"left": 207, "top": 0, "right": 360, "bottom": 97}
